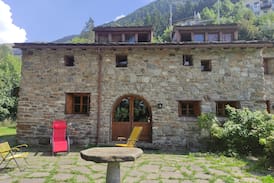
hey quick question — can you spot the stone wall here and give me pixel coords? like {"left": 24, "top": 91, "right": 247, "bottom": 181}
{"left": 17, "top": 45, "right": 271, "bottom": 150}
{"left": 263, "top": 48, "right": 274, "bottom": 113}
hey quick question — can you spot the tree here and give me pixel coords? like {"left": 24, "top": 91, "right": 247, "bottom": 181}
{"left": 200, "top": 0, "right": 274, "bottom": 41}
{"left": 158, "top": 26, "right": 173, "bottom": 42}
{"left": 256, "top": 12, "right": 274, "bottom": 40}
{"left": 71, "top": 36, "right": 89, "bottom": 43}
{"left": 0, "top": 45, "right": 21, "bottom": 120}
{"left": 79, "top": 17, "right": 95, "bottom": 43}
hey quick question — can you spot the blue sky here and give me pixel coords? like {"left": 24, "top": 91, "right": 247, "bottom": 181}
{"left": 1, "top": 0, "right": 155, "bottom": 43}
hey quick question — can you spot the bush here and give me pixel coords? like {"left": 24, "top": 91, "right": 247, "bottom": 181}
{"left": 198, "top": 106, "right": 274, "bottom": 163}
{"left": 260, "top": 131, "right": 274, "bottom": 167}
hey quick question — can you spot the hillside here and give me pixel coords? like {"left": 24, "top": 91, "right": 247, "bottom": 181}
{"left": 103, "top": 0, "right": 216, "bottom": 36}
{"left": 66, "top": 0, "right": 216, "bottom": 42}
{"left": 53, "top": 34, "right": 79, "bottom": 43}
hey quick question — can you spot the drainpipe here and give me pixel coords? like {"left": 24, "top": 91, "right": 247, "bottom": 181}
{"left": 96, "top": 49, "right": 103, "bottom": 145}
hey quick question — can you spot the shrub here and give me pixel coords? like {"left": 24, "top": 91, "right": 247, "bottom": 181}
{"left": 198, "top": 106, "right": 274, "bottom": 159}
{"left": 260, "top": 131, "right": 274, "bottom": 167}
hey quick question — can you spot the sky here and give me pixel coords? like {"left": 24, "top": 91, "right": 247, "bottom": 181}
{"left": 0, "top": 0, "right": 156, "bottom": 43}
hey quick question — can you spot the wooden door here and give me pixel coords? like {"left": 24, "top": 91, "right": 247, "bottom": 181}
{"left": 112, "top": 95, "right": 152, "bottom": 142}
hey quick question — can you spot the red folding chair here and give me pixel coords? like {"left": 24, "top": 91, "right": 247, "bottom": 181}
{"left": 50, "top": 120, "right": 70, "bottom": 155}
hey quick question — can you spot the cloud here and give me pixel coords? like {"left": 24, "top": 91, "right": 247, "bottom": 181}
{"left": 0, "top": 0, "right": 27, "bottom": 43}
{"left": 114, "top": 14, "right": 125, "bottom": 21}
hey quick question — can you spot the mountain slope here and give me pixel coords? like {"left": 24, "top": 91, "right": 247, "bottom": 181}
{"left": 103, "top": 0, "right": 216, "bottom": 36}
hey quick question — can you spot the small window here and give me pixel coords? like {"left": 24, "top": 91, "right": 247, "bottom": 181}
{"left": 178, "top": 101, "right": 201, "bottom": 117}
{"left": 201, "top": 60, "right": 212, "bottom": 72}
{"left": 263, "top": 58, "right": 274, "bottom": 75}
{"left": 208, "top": 33, "right": 219, "bottom": 42}
{"left": 183, "top": 55, "right": 193, "bottom": 66}
{"left": 181, "top": 33, "right": 192, "bottom": 42}
{"left": 222, "top": 33, "right": 233, "bottom": 42}
{"left": 116, "top": 55, "right": 128, "bottom": 67}
{"left": 216, "top": 101, "right": 240, "bottom": 116}
{"left": 138, "top": 33, "right": 149, "bottom": 42}
{"left": 112, "top": 33, "right": 122, "bottom": 42}
{"left": 64, "top": 55, "right": 74, "bottom": 66}
{"left": 98, "top": 33, "right": 109, "bottom": 43}
{"left": 264, "top": 58, "right": 269, "bottom": 74}
{"left": 66, "top": 93, "right": 90, "bottom": 114}
{"left": 266, "top": 100, "right": 270, "bottom": 113}
{"left": 125, "top": 34, "right": 136, "bottom": 43}
{"left": 193, "top": 33, "right": 205, "bottom": 42}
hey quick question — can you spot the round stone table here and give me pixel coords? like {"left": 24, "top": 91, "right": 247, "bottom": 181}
{"left": 80, "top": 147, "right": 143, "bottom": 183}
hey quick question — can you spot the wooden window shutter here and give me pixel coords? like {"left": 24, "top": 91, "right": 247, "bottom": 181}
{"left": 194, "top": 101, "right": 201, "bottom": 116}
{"left": 65, "top": 94, "right": 73, "bottom": 114}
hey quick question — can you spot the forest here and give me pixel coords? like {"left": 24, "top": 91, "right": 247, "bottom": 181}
{"left": 72, "top": 0, "right": 274, "bottom": 43}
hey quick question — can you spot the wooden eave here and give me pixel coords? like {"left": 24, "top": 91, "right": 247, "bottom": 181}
{"left": 93, "top": 26, "right": 153, "bottom": 32}
{"left": 173, "top": 24, "right": 238, "bottom": 32}
{"left": 14, "top": 41, "right": 274, "bottom": 50}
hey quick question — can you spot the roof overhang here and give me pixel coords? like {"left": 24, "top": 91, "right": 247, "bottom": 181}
{"left": 14, "top": 41, "right": 274, "bottom": 50}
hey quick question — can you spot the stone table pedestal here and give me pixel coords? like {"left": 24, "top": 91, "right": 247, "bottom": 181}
{"left": 80, "top": 147, "right": 143, "bottom": 183}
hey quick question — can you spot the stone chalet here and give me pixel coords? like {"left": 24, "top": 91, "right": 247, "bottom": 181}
{"left": 14, "top": 24, "right": 274, "bottom": 150}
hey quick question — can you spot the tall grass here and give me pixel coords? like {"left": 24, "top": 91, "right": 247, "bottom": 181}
{"left": 0, "top": 119, "right": 16, "bottom": 127}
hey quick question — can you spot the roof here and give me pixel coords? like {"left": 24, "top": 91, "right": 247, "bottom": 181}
{"left": 14, "top": 41, "right": 274, "bottom": 50}
{"left": 173, "top": 23, "right": 238, "bottom": 31}
{"left": 93, "top": 26, "right": 153, "bottom": 32}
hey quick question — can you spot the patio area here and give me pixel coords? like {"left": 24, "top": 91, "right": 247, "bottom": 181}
{"left": 0, "top": 147, "right": 272, "bottom": 183}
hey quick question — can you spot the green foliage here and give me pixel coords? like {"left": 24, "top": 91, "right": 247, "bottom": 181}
{"left": 262, "top": 175, "right": 274, "bottom": 183}
{"left": 158, "top": 26, "right": 173, "bottom": 42}
{"left": 259, "top": 131, "right": 274, "bottom": 167}
{"left": 256, "top": 12, "right": 274, "bottom": 40}
{"left": 223, "top": 106, "right": 273, "bottom": 155}
{"left": 103, "top": 0, "right": 216, "bottom": 37}
{"left": 198, "top": 106, "right": 274, "bottom": 167}
{"left": 71, "top": 36, "right": 90, "bottom": 43}
{"left": 200, "top": 0, "right": 274, "bottom": 40}
{"left": 0, "top": 45, "right": 21, "bottom": 120}
{"left": 72, "top": 17, "right": 95, "bottom": 43}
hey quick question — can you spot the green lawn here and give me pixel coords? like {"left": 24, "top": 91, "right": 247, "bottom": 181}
{"left": 0, "top": 126, "right": 16, "bottom": 136}
{"left": 0, "top": 121, "right": 17, "bottom": 145}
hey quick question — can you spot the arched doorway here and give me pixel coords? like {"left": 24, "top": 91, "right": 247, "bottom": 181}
{"left": 112, "top": 95, "right": 152, "bottom": 142}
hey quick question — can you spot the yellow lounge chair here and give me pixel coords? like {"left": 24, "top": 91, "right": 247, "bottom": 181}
{"left": 115, "top": 126, "right": 143, "bottom": 147}
{"left": 0, "top": 142, "right": 29, "bottom": 171}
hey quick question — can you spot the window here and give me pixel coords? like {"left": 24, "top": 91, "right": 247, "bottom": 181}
{"left": 138, "top": 33, "right": 149, "bottom": 42}
{"left": 266, "top": 100, "right": 270, "bottom": 113}
{"left": 208, "top": 33, "right": 219, "bottom": 42}
{"left": 264, "top": 58, "right": 269, "bottom": 74}
{"left": 178, "top": 101, "right": 201, "bottom": 117}
{"left": 125, "top": 33, "right": 136, "bottom": 43}
{"left": 201, "top": 60, "right": 212, "bottom": 72}
{"left": 181, "top": 33, "right": 192, "bottom": 42}
{"left": 116, "top": 55, "right": 128, "bottom": 67}
{"left": 222, "top": 33, "right": 233, "bottom": 42}
{"left": 64, "top": 55, "right": 74, "bottom": 66}
{"left": 65, "top": 93, "right": 90, "bottom": 114}
{"left": 216, "top": 101, "right": 240, "bottom": 116}
{"left": 183, "top": 55, "right": 193, "bottom": 66}
{"left": 112, "top": 33, "right": 122, "bottom": 42}
{"left": 193, "top": 33, "right": 205, "bottom": 42}
{"left": 98, "top": 33, "right": 109, "bottom": 43}
{"left": 263, "top": 58, "right": 274, "bottom": 75}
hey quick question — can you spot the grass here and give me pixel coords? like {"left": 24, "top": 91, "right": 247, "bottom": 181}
{"left": 0, "top": 119, "right": 17, "bottom": 145}
{"left": 0, "top": 126, "right": 16, "bottom": 136}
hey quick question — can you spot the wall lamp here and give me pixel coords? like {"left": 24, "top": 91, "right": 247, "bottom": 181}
{"left": 157, "top": 103, "right": 163, "bottom": 109}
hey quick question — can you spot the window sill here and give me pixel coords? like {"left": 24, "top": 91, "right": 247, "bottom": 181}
{"left": 178, "top": 116, "right": 198, "bottom": 122}
{"left": 65, "top": 114, "right": 90, "bottom": 118}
